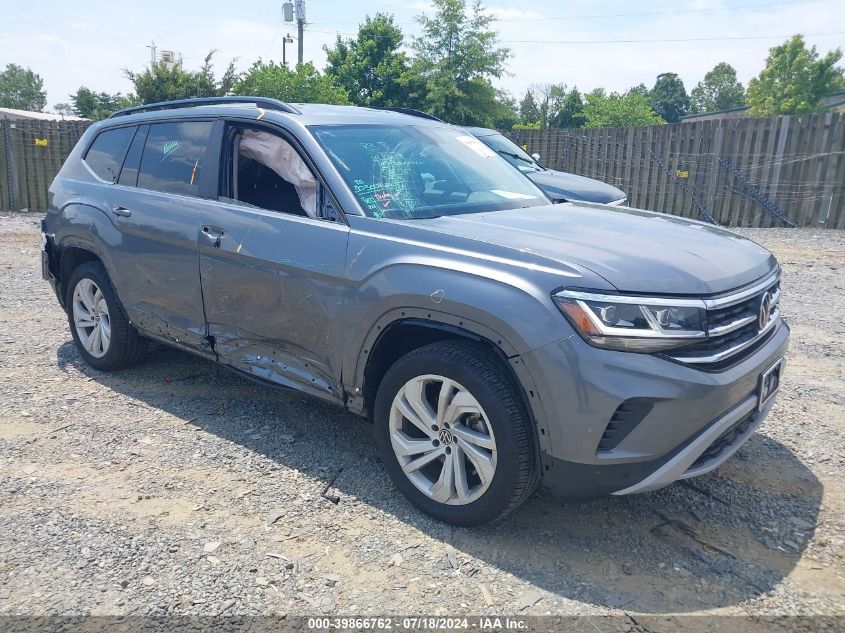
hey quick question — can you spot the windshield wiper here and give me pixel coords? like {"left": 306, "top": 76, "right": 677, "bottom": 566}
{"left": 496, "top": 149, "right": 540, "bottom": 169}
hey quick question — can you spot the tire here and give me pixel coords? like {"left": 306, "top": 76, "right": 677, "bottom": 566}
{"left": 65, "top": 261, "right": 146, "bottom": 371}
{"left": 374, "top": 340, "right": 539, "bottom": 526}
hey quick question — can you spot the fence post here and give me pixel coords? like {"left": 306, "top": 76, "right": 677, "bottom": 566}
{"left": 2, "top": 118, "right": 18, "bottom": 212}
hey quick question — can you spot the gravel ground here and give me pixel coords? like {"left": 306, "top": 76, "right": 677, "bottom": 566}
{"left": 0, "top": 213, "right": 843, "bottom": 627}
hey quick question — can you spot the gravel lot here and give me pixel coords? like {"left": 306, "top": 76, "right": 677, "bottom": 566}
{"left": 0, "top": 213, "right": 843, "bottom": 628}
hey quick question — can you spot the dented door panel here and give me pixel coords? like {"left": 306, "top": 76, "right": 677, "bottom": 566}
{"left": 198, "top": 201, "right": 351, "bottom": 403}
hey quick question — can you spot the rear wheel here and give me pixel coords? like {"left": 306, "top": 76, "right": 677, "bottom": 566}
{"left": 65, "top": 261, "right": 146, "bottom": 371}
{"left": 374, "top": 340, "right": 538, "bottom": 526}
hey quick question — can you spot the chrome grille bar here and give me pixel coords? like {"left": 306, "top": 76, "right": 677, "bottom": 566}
{"left": 671, "top": 309, "right": 780, "bottom": 364}
{"left": 702, "top": 270, "right": 780, "bottom": 310}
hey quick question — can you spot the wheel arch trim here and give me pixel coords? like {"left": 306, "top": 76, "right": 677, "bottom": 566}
{"left": 349, "top": 308, "right": 553, "bottom": 454}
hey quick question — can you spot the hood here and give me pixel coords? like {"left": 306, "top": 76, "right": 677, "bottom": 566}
{"left": 413, "top": 204, "right": 778, "bottom": 295}
{"left": 528, "top": 169, "right": 626, "bottom": 204}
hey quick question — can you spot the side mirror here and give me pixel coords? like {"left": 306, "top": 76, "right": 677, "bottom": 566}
{"left": 531, "top": 153, "right": 541, "bottom": 162}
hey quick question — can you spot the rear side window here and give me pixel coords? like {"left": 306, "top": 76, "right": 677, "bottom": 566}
{"left": 137, "top": 121, "right": 213, "bottom": 196}
{"left": 117, "top": 125, "right": 149, "bottom": 187}
{"left": 84, "top": 126, "right": 136, "bottom": 183}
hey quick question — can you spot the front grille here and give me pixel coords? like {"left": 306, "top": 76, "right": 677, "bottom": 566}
{"left": 668, "top": 275, "right": 781, "bottom": 369}
{"left": 689, "top": 410, "right": 757, "bottom": 470}
{"left": 597, "top": 398, "right": 654, "bottom": 452}
{"left": 707, "top": 294, "right": 760, "bottom": 332}
{"left": 670, "top": 320, "right": 776, "bottom": 368}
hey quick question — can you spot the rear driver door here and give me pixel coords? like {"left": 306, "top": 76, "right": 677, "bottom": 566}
{"left": 105, "top": 119, "right": 215, "bottom": 352}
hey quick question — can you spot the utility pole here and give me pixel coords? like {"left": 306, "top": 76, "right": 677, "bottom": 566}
{"left": 282, "top": 1, "right": 306, "bottom": 65}
{"left": 295, "top": 0, "right": 305, "bottom": 65}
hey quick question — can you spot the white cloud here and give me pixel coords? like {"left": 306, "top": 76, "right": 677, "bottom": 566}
{"left": 1, "top": 0, "right": 843, "bottom": 108}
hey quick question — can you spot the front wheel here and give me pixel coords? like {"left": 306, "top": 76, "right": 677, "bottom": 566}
{"left": 374, "top": 341, "right": 539, "bottom": 526}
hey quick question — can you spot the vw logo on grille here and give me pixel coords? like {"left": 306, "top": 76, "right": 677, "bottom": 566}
{"left": 758, "top": 291, "right": 773, "bottom": 330}
{"left": 438, "top": 428, "right": 454, "bottom": 445}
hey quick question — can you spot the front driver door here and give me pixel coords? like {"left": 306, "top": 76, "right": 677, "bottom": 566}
{"left": 198, "top": 122, "right": 352, "bottom": 403}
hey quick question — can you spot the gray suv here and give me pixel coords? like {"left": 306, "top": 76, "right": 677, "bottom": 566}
{"left": 42, "top": 97, "right": 789, "bottom": 526}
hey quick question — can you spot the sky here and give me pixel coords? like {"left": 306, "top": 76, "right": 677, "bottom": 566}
{"left": 2, "top": 0, "right": 844, "bottom": 109}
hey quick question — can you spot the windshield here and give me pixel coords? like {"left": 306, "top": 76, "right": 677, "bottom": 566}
{"left": 310, "top": 125, "right": 548, "bottom": 219}
{"left": 474, "top": 133, "right": 543, "bottom": 174}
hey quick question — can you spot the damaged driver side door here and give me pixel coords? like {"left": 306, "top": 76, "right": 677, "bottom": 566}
{"left": 198, "top": 121, "right": 352, "bottom": 403}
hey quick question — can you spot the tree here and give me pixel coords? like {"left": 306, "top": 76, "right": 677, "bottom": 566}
{"left": 0, "top": 63, "right": 47, "bottom": 111}
{"left": 125, "top": 51, "right": 236, "bottom": 104}
{"left": 519, "top": 89, "right": 540, "bottom": 125}
{"left": 747, "top": 35, "right": 845, "bottom": 116}
{"left": 234, "top": 61, "right": 350, "bottom": 104}
{"left": 650, "top": 72, "right": 689, "bottom": 123}
{"left": 550, "top": 85, "right": 586, "bottom": 128}
{"left": 690, "top": 62, "right": 745, "bottom": 113}
{"left": 582, "top": 91, "right": 665, "bottom": 128}
{"left": 526, "top": 83, "right": 555, "bottom": 128}
{"left": 522, "top": 83, "right": 585, "bottom": 129}
{"left": 53, "top": 103, "right": 74, "bottom": 116}
{"left": 324, "top": 14, "right": 412, "bottom": 107}
{"left": 626, "top": 83, "right": 650, "bottom": 99}
{"left": 490, "top": 89, "right": 519, "bottom": 129}
{"left": 410, "top": 0, "right": 511, "bottom": 126}
{"left": 67, "top": 87, "right": 136, "bottom": 120}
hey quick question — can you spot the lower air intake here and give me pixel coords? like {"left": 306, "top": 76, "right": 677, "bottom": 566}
{"left": 597, "top": 398, "right": 654, "bottom": 453}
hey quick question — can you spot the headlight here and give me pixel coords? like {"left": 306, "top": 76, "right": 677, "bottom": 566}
{"left": 553, "top": 289, "right": 706, "bottom": 352}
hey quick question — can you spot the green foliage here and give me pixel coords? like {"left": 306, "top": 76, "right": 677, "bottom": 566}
{"left": 690, "top": 62, "right": 745, "bottom": 113}
{"left": 67, "top": 87, "right": 136, "bottom": 120}
{"left": 0, "top": 63, "right": 47, "bottom": 111}
{"left": 324, "top": 14, "right": 412, "bottom": 107}
{"left": 747, "top": 35, "right": 845, "bottom": 116}
{"left": 626, "top": 83, "right": 650, "bottom": 99}
{"left": 583, "top": 91, "right": 665, "bottom": 128}
{"left": 550, "top": 85, "right": 586, "bottom": 128}
{"left": 519, "top": 90, "right": 540, "bottom": 125}
{"left": 650, "top": 72, "right": 689, "bottom": 123}
{"left": 411, "top": 0, "right": 511, "bottom": 126}
{"left": 524, "top": 83, "right": 586, "bottom": 129}
{"left": 125, "top": 51, "right": 236, "bottom": 104}
{"left": 491, "top": 89, "right": 519, "bottom": 129}
{"left": 512, "top": 122, "right": 541, "bottom": 129}
{"left": 234, "top": 61, "right": 350, "bottom": 105}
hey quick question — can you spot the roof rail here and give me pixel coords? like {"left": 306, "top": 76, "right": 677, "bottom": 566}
{"left": 370, "top": 107, "right": 444, "bottom": 122}
{"left": 109, "top": 96, "right": 301, "bottom": 119}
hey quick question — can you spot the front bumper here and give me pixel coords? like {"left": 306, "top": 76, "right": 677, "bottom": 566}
{"left": 523, "top": 319, "right": 790, "bottom": 497}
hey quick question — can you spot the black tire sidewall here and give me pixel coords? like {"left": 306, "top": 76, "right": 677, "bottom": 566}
{"left": 65, "top": 262, "right": 128, "bottom": 371}
{"left": 374, "top": 343, "right": 532, "bottom": 526}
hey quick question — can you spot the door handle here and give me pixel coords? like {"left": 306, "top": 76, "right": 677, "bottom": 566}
{"left": 112, "top": 206, "right": 132, "bottom": 217}
{"left": 201, "top": 225, "right": 225, "bottom": 247}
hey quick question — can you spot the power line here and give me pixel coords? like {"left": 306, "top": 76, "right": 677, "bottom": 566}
{"left": 500, "top": 31, "right": 845, "bottom": 45}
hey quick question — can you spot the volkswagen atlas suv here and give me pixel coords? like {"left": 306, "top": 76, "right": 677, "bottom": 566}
{"left": 42, "top": 97, "right": 789, "bottom": 526}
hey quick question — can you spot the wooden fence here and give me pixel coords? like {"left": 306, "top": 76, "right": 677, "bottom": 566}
{"left": 0, "top": 118, "right": 93, "bottom": 214}
{"left": 509, "top": 112, "right": 845, "bottom": 229}
{"left": 2, "top": 113, "right": 844, "bottom": 228}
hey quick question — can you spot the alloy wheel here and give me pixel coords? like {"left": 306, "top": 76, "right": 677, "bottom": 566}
{"left": 388, "top": 374, "right": 497, "bottom": 505}
{"left": 72, "top": 278, "right": 111, "bottom": 358}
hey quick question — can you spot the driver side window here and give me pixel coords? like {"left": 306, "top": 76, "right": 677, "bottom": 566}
{"left": 222, "top": 126, "right": 318, "bottom": 219}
